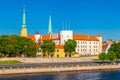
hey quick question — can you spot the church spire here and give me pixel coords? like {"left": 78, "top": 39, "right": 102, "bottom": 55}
{"left": 22, "top": 5, "right": 26, "bottom": 28}
{"left": 20, "top": 4, "right": 27, "bottom": 37}
{"left": 48, "top": 15, "right": 52, "bottom": 34}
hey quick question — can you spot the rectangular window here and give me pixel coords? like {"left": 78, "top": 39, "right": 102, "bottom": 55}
{"left": 57, "top": 49, "right": 59, "bottom": 52}
{"left": 90, "top": 42, "right": 91, "bottom": 44}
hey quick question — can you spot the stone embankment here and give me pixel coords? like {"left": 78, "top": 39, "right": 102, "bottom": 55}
{"left": 0, "top": 63, "right": 120, "bottom": 75}
{"left": 0, "top": 56, "right": 98, "bottom": 63}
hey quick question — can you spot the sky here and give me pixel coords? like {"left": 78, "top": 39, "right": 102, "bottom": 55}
{"left": 0, "top": 0, "right": 120, "bottom": 40}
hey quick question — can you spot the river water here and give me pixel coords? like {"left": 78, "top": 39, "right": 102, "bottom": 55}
{"left": 0, "top": 70, "right": 120, "bottom": 80}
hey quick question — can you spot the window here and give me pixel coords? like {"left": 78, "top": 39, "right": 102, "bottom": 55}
{"left": 69, "top": 54, "right": 71, "bottom": 57}
{"left": 90, "top": 49, "right": 91, "bottom": 51}
{"left": 57, "top": 54, "right": 59, "bottom": 57}
{"left": 38, "top": 49, "right": 41, "bottom": 52}
{"left": 64, "top": 40, "right": 66, "bottom": 42}
{"left": 57, "top": 49, "right": 59, "bottom": 52}
{"left": 65, "top": 54, "right": 67, "bottom": 57}
{"left": 67, "top": 35, "right": 69, "bottom": 38}
{"left": 51, "top": 54, "right": 53, "bottom": 57}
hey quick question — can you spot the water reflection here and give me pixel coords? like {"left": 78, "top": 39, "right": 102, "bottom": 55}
{"left": 0, "top": 70, "right": 120, "bottom": 80}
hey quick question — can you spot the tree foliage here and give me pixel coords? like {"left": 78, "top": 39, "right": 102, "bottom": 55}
{"left": 0, "top": 35, "right": 37, "bottom": 57}
{"left": 98, "top": 52, "right": 106, "bottom": 62}
{"left": 107, "top": 51, "right": 116, "bottom": 62}
{"left": 64, "top": 39, "right": 77, "bottom": 57}
{"left": 109, "top": 42, "right": 120, "bottom": 59}
{"left": 41, "top": 40, "right": 55, "bottom": 57}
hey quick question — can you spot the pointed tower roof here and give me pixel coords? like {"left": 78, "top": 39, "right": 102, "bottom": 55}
{"left": 20, "top": 4, "right": 27, "bottom": 37}
{"left": 97, "top": 33, "right": 102, "bottom": 37}
{"left": 48, "top": 15, "right": 52, "bottom": 34}
{"left": 22, "top": 5, "right": 26, "bottom": 28}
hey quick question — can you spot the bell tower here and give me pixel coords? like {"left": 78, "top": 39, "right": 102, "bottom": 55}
{"left": 20, "top": 5, "right": 27, "bottom": 37}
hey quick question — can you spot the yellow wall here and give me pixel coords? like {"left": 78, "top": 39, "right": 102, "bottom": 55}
{"left": 54, "top": 49, "right": 80, "bottom": 58}
{"left": 39, "top": 48, "right": 80, "bottom": 58}
{"left": 54, "top": 49, "right": 65, "bottom": 58}
{"left": 72, "top": 53, "right": 80, "bottom": 57}
{"left": 21, "top": 28, "right": 27, "bottom": 37}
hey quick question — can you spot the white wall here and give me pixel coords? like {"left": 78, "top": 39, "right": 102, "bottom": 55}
{"left": 60, "top": 30, "right": 73, "bottom": 45}
{"left": 75, "top": 40, "right": 99, "bottom": 55}
{"left": 35, "top": 34, "right": 40, "bottom": 43}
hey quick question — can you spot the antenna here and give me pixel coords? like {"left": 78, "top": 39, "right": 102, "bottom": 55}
{"left": 66, "top": 20, "right": 67, "bottom": 30}
{"left": 63, "top": 21, "right": 64, "bottom": 30}
{"left": 69, "top": 20, "right": 70, "bottom": 30}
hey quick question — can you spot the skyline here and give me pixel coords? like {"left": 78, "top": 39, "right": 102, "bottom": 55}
{"left": 0, "top": 0, "right": 120, "bottom": 40}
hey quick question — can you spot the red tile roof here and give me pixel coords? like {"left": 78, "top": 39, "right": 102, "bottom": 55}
{"left": 35, "top": 31, "right": 40, "bottom": 34}
{"left": 40, "top": 34, "right": 60, "bottom": 40}
{"left": 27, "top": 35, "right": 35, "bottom": 41}
{"left": 32, "top": 34, "right": 99, "bottom": 41}
{"left": 102, "top": 43, "right": 108, "bottom": 51}
{"left": 73, "top": 34, "right": 99, "bottom": 41}
{"left": 97, "top": 33, "right": 102, "bottom": 37}
{"left": 55, "top": 45, "right": 64, "bottom": 49}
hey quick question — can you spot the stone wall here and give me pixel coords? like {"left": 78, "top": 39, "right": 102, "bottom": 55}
{"left": 0, "top": 63, "right": 120, "bottom": 75}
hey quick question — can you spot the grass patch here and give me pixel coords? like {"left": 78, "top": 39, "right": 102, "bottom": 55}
{"left": 0, "top": 60, "right": 22, "bottom": 64}
{"left": 92, "top": 59, "right": 100, "bottom": 61}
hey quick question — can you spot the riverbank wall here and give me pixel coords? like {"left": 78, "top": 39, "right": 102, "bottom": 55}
{"left": 0, "top": 63, "right": 120, "bottom": 75}
{"left": 0, "top": 56, "right": 98, "bottom": 63}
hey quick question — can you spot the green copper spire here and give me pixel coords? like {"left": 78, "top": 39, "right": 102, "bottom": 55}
{"left": 22, "top": 5, "right": 26, "bottom": 28}
{"left": 48, "top": 15, "right": 52, "bottom": 34}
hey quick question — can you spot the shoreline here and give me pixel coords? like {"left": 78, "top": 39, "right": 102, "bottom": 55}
{"left": 0, "top": 69, "right": 120, "bottom": 77}
{"left": 0, "top": 63, "right": 120, "bottom": 75}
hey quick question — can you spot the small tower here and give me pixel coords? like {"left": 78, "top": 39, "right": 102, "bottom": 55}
{"left": 97, "top": 33, "right": 102, "bottom": 54}
{"left": 34, "top": 31, "right": 40, "bottom": 43}
{"left": 20, "top": 5, "right": 27, "bottom": 37}
{"left": 48, "top": 15, "right": 52, "bottom": 34}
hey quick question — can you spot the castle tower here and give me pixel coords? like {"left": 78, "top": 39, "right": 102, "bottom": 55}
{"left": 34, "top": 31, "right": 40, "bottom": 43}
{"left": 97, "top": 33, "right": 102, "bottom": 54}
{"left": 60, "top": 30, "right": 73, "bottom": 45}
{"left": 20, "top": 5, "right": 27, "bottom": 37}
{"left": 48, "top": 15, "right": 52, "bottom": 34}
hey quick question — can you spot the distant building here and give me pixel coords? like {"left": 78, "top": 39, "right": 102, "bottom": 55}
{"left": 102, "top": 39, "right": 113, "bottom": 53}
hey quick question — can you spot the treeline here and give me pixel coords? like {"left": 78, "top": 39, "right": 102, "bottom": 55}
{"left": 0, "top": 35, "right": 37, "bottom": 57}
{"left": 99, "top": 42, "right": 120, "bottom": 62}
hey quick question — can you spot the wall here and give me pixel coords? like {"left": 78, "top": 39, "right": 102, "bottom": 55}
{"left": 0, "top": 63, "right": 120, "bottom": 75}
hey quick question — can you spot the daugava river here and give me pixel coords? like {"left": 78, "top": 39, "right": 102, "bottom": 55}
{"left": 0, "top": 70, "right": 120, "bottom": 80}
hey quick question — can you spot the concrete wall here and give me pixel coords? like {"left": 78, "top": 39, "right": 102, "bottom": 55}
{"left": 0, "top": 63, "right": 120, "bottom": 75}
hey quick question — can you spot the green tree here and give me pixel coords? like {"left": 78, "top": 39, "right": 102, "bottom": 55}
{"left": 0, "top": 35, "right": 10, "bottom": 57}
{"left": 41, "top": 40, "right": 55, "bottom": 57}
{"left": 64, "top": 39, "right": 77, "bottom": 57}
{"left": 109, "top": 43, "right": 120, "bottom": 59}
{"left": 98, "top": 52, "right": 106, "bottom": 63}
{"left": 107, "top": 51, "right": 116, "bottom": 62}
{"left": 0, "top": 35, "right": 37, "bottom": 57}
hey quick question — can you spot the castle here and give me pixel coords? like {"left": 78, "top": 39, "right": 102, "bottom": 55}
{"left": 20, "top": 6, "right": 102, "bottom": 57}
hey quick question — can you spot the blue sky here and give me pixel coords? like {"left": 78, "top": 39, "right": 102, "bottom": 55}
{"left": 0, "top": 0, "right": 120, "bottom": 40}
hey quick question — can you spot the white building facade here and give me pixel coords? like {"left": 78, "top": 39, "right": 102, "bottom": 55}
{"left": 36, "top": 30, "right": 102, "bottom": 56}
